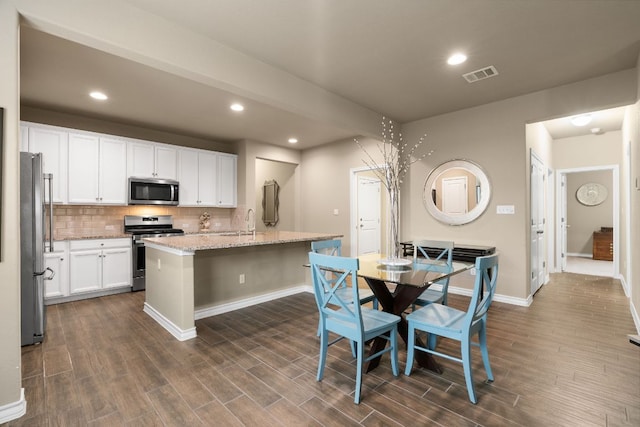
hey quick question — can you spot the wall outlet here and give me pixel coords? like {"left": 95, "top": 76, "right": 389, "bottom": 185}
{"left": 182, "top": 223, "right": 190, "bottom": 228}
{"left": 157, "top": 258, "right": 161, "bottom": 271}
{"left": 469, "top": 267, "right": 476, "bottom": 276}
{"left": 239, "top": 273, "right": 245, "bottom": 284}
{"left": 333, "top": 209, "right": 339, "bottom": 216}
{"left": 105, "top": 225, "right": 115, "bottom": 230}
{"left": 214, "top": 222, "right": 221, "bottom": 227}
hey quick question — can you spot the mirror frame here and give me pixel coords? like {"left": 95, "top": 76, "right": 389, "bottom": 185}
{"left": 262, "top": 180, "right": 280, "bottom": 226}
{"left": 423, "top": 159, "right": 491, "bottom": 226}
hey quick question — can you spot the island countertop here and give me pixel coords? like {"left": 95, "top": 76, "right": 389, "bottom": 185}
{"left": 143, "top": 230, "right": 343, "bottom": 255}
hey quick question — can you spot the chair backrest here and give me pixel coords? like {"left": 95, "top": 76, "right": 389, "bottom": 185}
{"left": 413, "top": 239, "right": 454, "bottom": 265}
{"left": 309, "top": 252, "right": 363, "bottom": 333}
{"left": 311, "top": 239, "right": 342, "bottom": 256}
{"left": 464, "top": 253, "right": 499, "bottom": 328}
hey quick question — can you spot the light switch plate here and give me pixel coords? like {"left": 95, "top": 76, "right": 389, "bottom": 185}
{"left": 497, "top": 205, "right": 515, "bottom": 214}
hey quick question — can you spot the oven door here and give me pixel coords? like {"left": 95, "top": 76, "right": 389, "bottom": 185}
{"left": 132, "top": 239, "right": 146, "bottom": 291}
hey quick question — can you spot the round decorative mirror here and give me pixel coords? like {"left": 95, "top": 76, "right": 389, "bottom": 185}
{"left": 423, "top": 159, "right": 491, "bottom": 225}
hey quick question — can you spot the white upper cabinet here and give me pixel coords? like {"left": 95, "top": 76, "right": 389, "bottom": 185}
{"left": 177, "top": 148, "right": 217, "bottom": 206}
{"left": 22, "top": 121, "right": 235, "bottom": 208}
{"left": 68, "top": 133, "right": 127, "bottom": 204}
{"left": 99, "top": 137, "right": 128, "bottom": 204}
{"left": 216, "top": 153, "right": 237, "bottom": 207}
{"left": 24, "top": 123, "right": 68, "bottom": 204}
{"left": 127, "top": 140, "right": 177, "bottom": 180}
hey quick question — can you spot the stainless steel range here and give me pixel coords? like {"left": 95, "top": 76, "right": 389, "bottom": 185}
{"left": 124, "top": 215, "right": 184, "bottom": 291}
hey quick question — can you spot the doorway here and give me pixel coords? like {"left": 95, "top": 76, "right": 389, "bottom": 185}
{"left": 556, "top": 165, "right": 619, "bottom": 278}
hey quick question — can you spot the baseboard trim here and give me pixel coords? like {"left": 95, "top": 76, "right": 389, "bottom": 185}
{"left": 195, "top": 284, "right": 310, "bottom": 319}
{"left": 143, "top": 303, "right": 196, "bottom": 341}
{"left": 0, "top": 388, "right": 26, "bottom": 424}
{"left": 448, "top": 286, "right": 532, "bottom": 307}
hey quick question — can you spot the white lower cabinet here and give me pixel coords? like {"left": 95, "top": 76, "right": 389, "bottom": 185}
{"left": 44, "top": 242, "right": 69, "bottom": 299}
{"left": 69, "top": 238, "right": 131, "bottom": 295}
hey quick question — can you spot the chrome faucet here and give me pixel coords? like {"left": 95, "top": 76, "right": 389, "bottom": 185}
{"left": 245, "top": 208, "right": 256, "bottom": 238}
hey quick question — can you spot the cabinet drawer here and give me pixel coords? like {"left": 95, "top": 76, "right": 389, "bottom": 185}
{"left": 70, "top": 238, "right": 131, "bottom": 251}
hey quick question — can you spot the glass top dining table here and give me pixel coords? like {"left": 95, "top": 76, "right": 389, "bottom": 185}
{"left": 355, "top": 253, "right": 473, "bottom": 373}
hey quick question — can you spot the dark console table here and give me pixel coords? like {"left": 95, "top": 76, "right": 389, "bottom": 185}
{"left": 401, "top": 241, "right": 496, "bottom": 262}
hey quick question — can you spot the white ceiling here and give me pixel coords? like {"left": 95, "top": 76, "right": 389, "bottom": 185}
{"left": 19, "top": 0, "right": 640, "bottom": 149}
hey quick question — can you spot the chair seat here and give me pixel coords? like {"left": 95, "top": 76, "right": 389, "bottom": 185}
{"left": 414, "top": 288, "right": 445, "bottom": 305}
{"left": 406, "top": 303, "right": 466, "bottom": 336}
{"left": 327, "top": 307, "right": 400, "bottom": 340}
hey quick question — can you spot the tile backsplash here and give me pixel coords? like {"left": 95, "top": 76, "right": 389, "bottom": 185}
{"left": 51, "top": 205, "right": 247, "bottom": 239}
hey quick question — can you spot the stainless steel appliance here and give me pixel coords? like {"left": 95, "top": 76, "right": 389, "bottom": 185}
{"left": 124, "top": 215, "right": 184, "bottom": 291}
{"left": 128, "top": 177, "right": 179, "bottom": 206}
{"left": 20, "top": 152, "right": 55, "bottom": 346}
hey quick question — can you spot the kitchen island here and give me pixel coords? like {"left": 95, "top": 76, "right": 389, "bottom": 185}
{"left": 143, "top": 231, "right": 342, "bottom": 340}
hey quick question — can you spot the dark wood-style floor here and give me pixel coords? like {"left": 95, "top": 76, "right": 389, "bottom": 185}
{"left": 8, "top": 272, "right": 640, "bottom": 426}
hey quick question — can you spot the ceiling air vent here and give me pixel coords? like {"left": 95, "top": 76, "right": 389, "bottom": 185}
{"left": 462, "top": 66, "right": 499, "bottom": 83}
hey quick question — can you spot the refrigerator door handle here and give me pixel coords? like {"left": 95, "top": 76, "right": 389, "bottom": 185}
{"left": 34, "top": 267, "right": 54, "bottom": 280}
{"left": 44, "top": 173, "right": 54, "bottom": 252}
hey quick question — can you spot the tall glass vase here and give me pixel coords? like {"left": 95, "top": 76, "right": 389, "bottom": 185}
{"left": 380, "top": 185, "right": 409, "bottom": 266}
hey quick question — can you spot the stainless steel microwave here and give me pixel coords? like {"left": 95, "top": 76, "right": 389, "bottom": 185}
{"left": 128, "top": 177, "right": 179, "bottom": 205}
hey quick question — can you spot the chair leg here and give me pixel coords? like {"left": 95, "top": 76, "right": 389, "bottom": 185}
{"left": 478, "top": 325, "right": 494, "bottom": 382}
{"left": 404, "top": 324, "right": 416, "bottom": 376}
{"left": 350, "top": 339, "right": 357, "bottom": 358}
{"left": 354, "top": 338, "right": 365, "bottom": 404}
{"left": 372, "top": 298, "right": 379, "bottom": 310}
{"left": 390, "top": 327, "right": 399, "bottom": 376}
{"left": 461, "top": 337, "right": 477, "bottom": 404}
{"left": 427, "top": 331, "right": 438, "bottom": 350}
{"left": 317, "top": 330, "right": 328, "bottom": 382}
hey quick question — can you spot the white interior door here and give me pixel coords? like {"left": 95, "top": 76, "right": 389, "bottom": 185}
{"left": 442, "top": 176, "right": 468, "bottom": 215}
{"left": 530, "top": 152, "right": 545, "bottom": 296}
{"left": 357, "top": 176, "right": 381, "bottom": 255}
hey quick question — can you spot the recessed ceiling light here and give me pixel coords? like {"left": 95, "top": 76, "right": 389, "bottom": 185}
{"left": 89, "top": 91, "right": 108, "bottom": 101}
{"left": 230, "top": 103, "right": 244, "bottom": 112}
{"left": 570, "top": 114, "right": 592, "bottom": 127}
{"left": 288, "top": 138, "right": 298, "bottom": 144}
{"left": 447, "top": 53, "right": 467, "bottom": 66}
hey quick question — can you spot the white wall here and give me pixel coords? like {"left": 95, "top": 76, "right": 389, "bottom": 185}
{"left": 0, "top": 1, "right": 25, "bottom": 420}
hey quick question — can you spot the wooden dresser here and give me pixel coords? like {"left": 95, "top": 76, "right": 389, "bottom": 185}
{"left": 593, "top": 227, "right": 613, "bottom": 261}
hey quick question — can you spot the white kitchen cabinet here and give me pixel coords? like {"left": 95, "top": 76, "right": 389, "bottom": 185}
{"left": 177, "top": 148, "right": 217, "bottom": 206}
{"left": 23, "top": 123, "right": 68, "bottom": 203}
{"left": 44, "top": 242, "right": 69, "bottom": 299}
{"left": 216, "top": 153, "right": 237, "bottom": 207}
{"left": 69, "top": 239, "right": 131, "bottom": 295}
{"left": 128, "top": 140, "right": 177, "bottom": 180}
{"left": 68, "top": 133, "right": 127, "bottom": 204}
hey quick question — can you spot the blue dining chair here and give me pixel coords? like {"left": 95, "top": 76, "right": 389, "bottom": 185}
{"left": 404, "top": 253, "right": 499, "bottom": 404}
{"left": 412, "top": 240, "right": 454, "bottom": 308}
{"left": 311, "top": 240, "right": 378, "bottom": 310}
{"left": 309, "top": 251, "right": 400, "bottom": 404}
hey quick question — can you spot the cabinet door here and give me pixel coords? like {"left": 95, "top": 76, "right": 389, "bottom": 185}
{"left": 20, "top": 124, "right": 29, "bottom": 152}
{"left": 127, "top": 141, "right": 155, "bottom": 178}
{"left": 217, "top": 154, "right": 237, "bottom": 207}
{"left": 28, "top": 126, "right": 68, "bottom": 203}
{"left": 69, "top": 249, "right": 102, "bottom": 294}
{"left": 198, "top": 151, "right": 217, "bottom": 206}
{"left": 99, "top": 137, "right": 127, "bottom": 204}
{"left": 155, "top": 144, "right": 178, "bottom": 180}
{"left": 102, "top": 247, "right": 131, "bottom": 289}
{"left": 44, "top": 250, "right": 68, "bottom": 299}
{"left": 177, "top": 148, "right": 200, "bottom": 206}
{"left": 68, "top": 133, "right": 100, "bottom": 203}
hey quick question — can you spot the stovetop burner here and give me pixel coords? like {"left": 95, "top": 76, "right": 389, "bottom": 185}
{"left": 124, "top": 215, "right": 184, "bottom": 238}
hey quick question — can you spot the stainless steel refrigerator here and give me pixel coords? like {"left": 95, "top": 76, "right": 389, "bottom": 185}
{"left": 20, "top": 152, "right": 54, "bottom": 346}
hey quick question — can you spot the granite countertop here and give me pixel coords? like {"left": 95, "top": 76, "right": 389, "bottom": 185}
{"left": 143, "top": 230, "right": 343, "bottom": 253}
